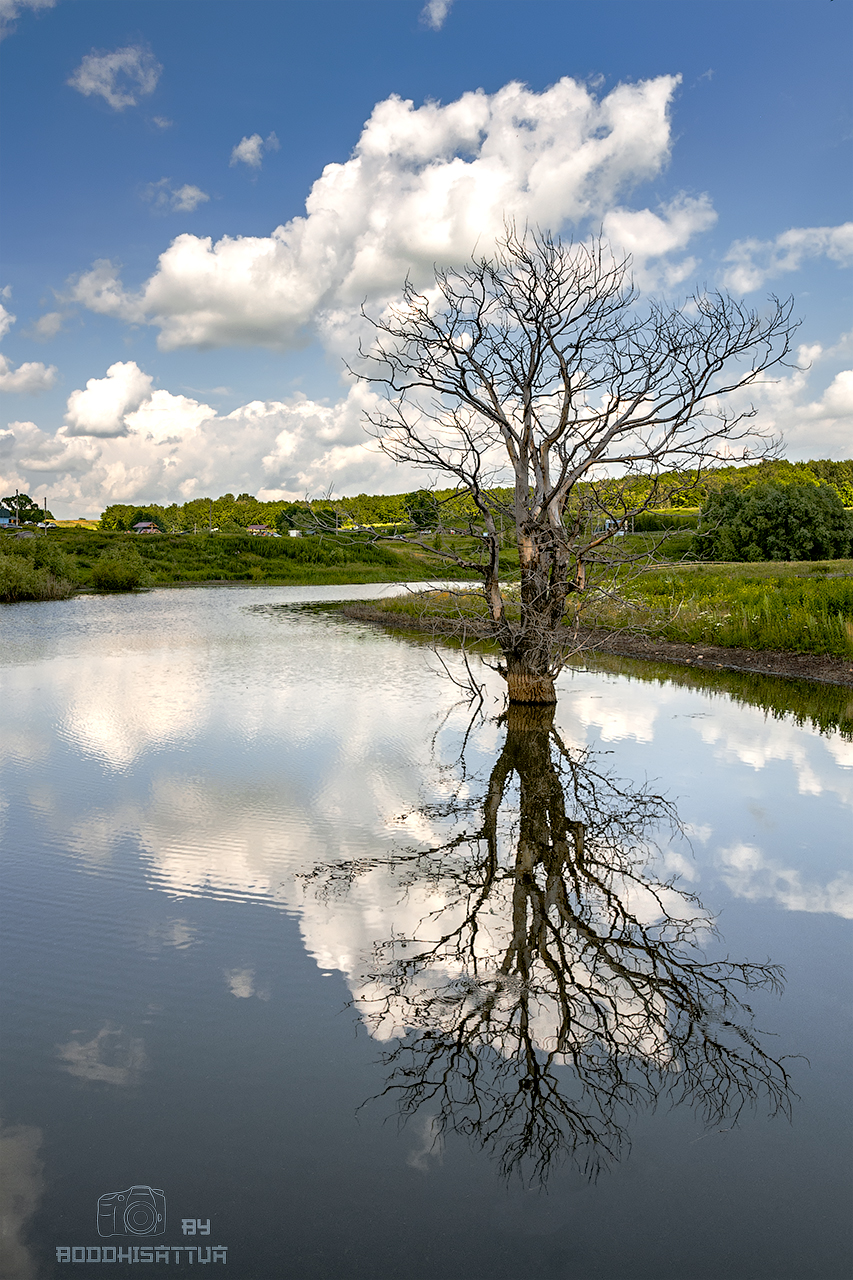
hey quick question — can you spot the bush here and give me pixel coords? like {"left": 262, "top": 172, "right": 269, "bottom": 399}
{"left": 90, "top": 545, "right": 151, "bottom": 591}
{"left": 0, "top": 552, "right": 76, "bottom": 602}
{"left": 632, "top": 510, "right": 699, "bottom": 532}
{"left": 693, "top": 483, "right": 853, "bottom": 561}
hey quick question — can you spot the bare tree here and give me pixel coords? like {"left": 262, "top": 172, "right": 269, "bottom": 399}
{"left": 356, "top": 228, "right": 798, "bottom": 702}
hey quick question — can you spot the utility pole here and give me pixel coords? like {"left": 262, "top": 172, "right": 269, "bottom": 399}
{"left": 209, "top": 498, "right": 213, "bottom": 534}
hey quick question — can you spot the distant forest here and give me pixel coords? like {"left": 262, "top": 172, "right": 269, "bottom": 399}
{"left": 98, "top": 458, "right": 853, "bottom": 533}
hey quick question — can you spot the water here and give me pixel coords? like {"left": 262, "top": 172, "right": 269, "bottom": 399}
{"left": 1, "top": 585, "right": 850, "bottom": 1279}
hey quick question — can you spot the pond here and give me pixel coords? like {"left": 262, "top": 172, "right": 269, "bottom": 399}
{"left": 1, "top": 585, "right": 851, "bottom": 1280}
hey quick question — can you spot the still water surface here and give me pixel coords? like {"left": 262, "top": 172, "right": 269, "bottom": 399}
{"left": 1, "top": 585, "right": 851, "bottom": 1279}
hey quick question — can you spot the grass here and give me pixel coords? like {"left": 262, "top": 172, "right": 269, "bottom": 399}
{"left": 4, "top": 530, "right": 851, "bottom": 662}
{"left": 585, "top": 560, "right": 853, "bottom": 658}
{"left": 0, "top": 528, "right": 481, "bottom": 597}
{"left": 361, "top": 558, "right": 853, "bottom": 659}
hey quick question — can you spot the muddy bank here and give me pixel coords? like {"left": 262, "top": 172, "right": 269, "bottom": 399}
{"left": 339, "top": 603, "right": 853, "bottom": 688}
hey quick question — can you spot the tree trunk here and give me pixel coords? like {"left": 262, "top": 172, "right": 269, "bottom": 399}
{"left": 505, "top": 655, "right": 557, "bottom": 704}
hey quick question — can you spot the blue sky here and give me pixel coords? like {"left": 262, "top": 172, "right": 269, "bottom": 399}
{"left": 1, "top": 0, "right": 850, "bottom": 516}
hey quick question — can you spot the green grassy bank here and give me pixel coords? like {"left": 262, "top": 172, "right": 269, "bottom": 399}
{"left": 363, "top": 559, "right": 853, "bottom": 659}
{"left": 3, "top": 531, "right": 851, "bottom": 665}
{"left": 0, "top": 528, "right": 479, "bottom": 602}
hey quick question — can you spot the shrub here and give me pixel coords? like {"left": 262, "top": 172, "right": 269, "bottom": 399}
{"left": 693, "top": 482, "right": 853, "bottom": 561}
{"left": 632, "top": 510, "right": 699, "bottom": 533}
{"left": 0, "top": 552, "right": 76, "bottom": 602}
{"left": 90, "top": 546, "right": 151, "bottom": 591}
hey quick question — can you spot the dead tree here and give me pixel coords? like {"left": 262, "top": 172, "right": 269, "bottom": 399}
{"left": 356, "top": 227, "right": 798, "bottom": 702}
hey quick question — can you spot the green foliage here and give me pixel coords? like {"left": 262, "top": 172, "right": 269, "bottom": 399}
{"left": 0, "top": 536, "right": 77, "bottom": 601}
{"left": 1, "top": 492, "right": 53, "bottom": 522}
{"left": 378, "top": 561, "right": 853, "bottom": 659}
{"left": 99, "top": 503, "right": 139, "bottom": 531}
{"left": 405, "top": 489, "right": 440, "bottom": 529}
{"left": 92, "top": 461, "right": 853, "bottom": 540}
{"left": 90, "top": 545, "right": 151, "bottom": 591}
{"left": 694, "top": 483, "right": 853, "bottom": 561}
{"left": 632, "top": 510, "right": 699, "bottom": 533}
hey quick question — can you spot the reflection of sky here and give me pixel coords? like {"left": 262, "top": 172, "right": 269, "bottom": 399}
{"left": 2, "top": 586, "right": 851, "bottom": 1039}
{"left": 0, "top": 1120, "right": 44, "bottom": 1280}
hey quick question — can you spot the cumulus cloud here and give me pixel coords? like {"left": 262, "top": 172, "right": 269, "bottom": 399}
{"left": 64, "top": 360, "right": 153, "bottom": 436}
{"left": 719, "top": 340, "right": 853, "bottom": 457}
{"left": 69, "top": 258, "right": 145, "bottom": 323}
{"left": 722, "top": 222, "right": 853, "bottom": 293}
{"left": 3, "top": 331, "right": 851, "bottom": 517}
{"left": 0, "top": 301, "right": 15, "bottom": 338}
{"left": 421, "top": 0, "right": 453, "bottom": 30}
{"left": 0, "top": 354, "right": 57, "bottom": 392}
{"left": 143, "top": 178, "right": 210, "bottom": 214}
{"left": 67, "top": 45, "right": 162, "bottom": 111}
{"left": 71, "top": 75, "right": 703, "bottom": 351}
{"left": 230, "top": 131, "right": 279, "bottom": 169}
{"left": 0, "top": 375, "right": 423, "bottom": 514}
{"left": 0, "top": 0, "right": 54, "bottom": 39}
{"left": 602, "top": 194, "right": 717, "bottom": 290}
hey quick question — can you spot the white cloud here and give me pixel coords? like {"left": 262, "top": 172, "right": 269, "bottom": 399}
{"left": 124, "top": 388, "right": 214, "bottom": 440}
{"left": 602, "top": 194, "right": 717, "bottom": 290}
{"left": 30, "top": 310, "right": 65, "bottom": 339}
{"left": 143, "top": 178, "right": 210, "bottom": 214}
{"left": 726, "top": 344, "right": 853, "bottom": 458}
{"left": 0, "top": 0, "right": 54, "bottom": 39}
{"left": 67, "top": 45, "right": 162, "bottom": 111}
{"left": 71, "top": 75, "right": 702, "bottom": 351}
{"left": 0, "top": 354, "right": 57, "bottom": 392}
{"left": 230, "top": 131, "right": 279, "bottom": 169}
{"left": 64, "top": 360, "right": 153, "bottom": 436}
{"left": 0, "top": 302, "right": 15, "bottom": 337}
{"left": 151, "top": 115, "right": 172, "bottom": 130}
{"left": 722, "top": 222, "right": 853, "bottom": 293}
{"left": 0, "top": 374, "right": 425, "bottom": 515}
{"left": 68, "top": 258, "right": 145, "bottom": 323}
{"left": 3, "top": 332, "right": 851, "bottom": 514}
{"left": 421, "top": 0, "right": 453, "bottom": 30}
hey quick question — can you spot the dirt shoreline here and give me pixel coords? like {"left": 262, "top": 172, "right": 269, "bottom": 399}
{"left": 339, "top": 603, "right": 853, "bottom": 688}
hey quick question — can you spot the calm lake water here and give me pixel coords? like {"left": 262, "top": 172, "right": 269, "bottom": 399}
{"left": 1, "top": 585, "right": 851, "bottom": 1280}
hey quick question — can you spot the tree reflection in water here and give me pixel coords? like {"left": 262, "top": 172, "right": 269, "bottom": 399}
{"left": 305, "top": 704, "right": 794, "bottom": 1184}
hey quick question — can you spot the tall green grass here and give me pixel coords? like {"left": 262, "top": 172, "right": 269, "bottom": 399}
{"left": 596, "top": 567, "right": 853, "bottom": 657}
{"left": 0, "top": 552, "right": 76, "bottom": 602}
{"left": 365, "top": 563, "right": 853, "bottom": 659}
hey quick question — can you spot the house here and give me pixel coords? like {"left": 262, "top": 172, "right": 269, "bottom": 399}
{"left": 245, "top": 523, "right": 273, "bottom": 536}
{"left": 132, "top": 521, "right": 160, "bottom": 534}
{"left": 0, "top": 507, "right": 18, "bottom": 526}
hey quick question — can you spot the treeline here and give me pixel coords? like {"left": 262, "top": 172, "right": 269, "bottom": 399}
{"left": 97, "top": 459, "right": 853, "bottom": 533}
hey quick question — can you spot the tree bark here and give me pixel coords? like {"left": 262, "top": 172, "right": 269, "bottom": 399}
{"left": 505, "top": 655, "right": 557, "bottom": 704}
